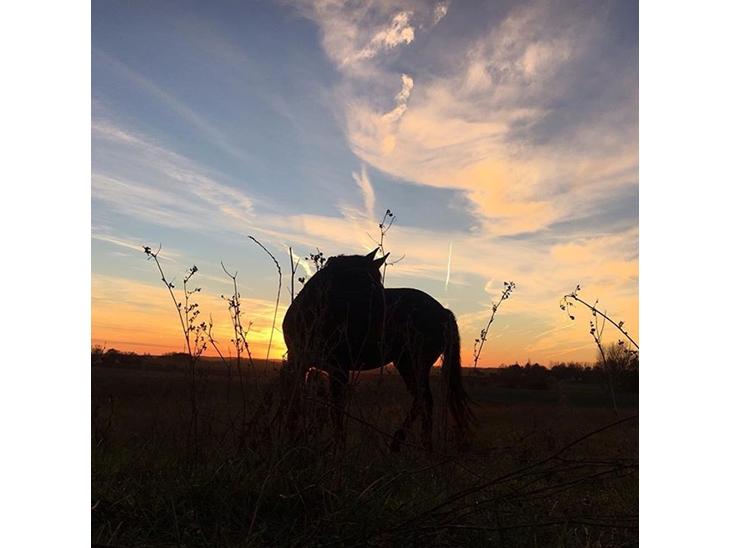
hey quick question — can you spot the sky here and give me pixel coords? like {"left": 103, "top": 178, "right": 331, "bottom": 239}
{"left": 91, "top": 0, "right": 638, "bottom": 365}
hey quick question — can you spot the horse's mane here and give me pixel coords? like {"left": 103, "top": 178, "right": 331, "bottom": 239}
{"left": 321, "top": 253, "right": 383, "bottom": 285}
{"left": 324, "top": 254, "right": 372, "bottom": 270}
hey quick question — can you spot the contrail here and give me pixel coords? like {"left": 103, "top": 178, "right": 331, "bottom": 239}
{"left": 444, "top": 240, "right": 453, "bottom": 291}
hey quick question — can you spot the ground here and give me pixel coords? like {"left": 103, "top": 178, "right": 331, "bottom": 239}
{"left": 92, "top": 360, "right": 638, "bottom": 547}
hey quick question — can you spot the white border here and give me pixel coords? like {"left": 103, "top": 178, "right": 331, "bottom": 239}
{"left": 641, "top": 1, "right": 730, "bottom": 545}
{"left": 2, "top": 0, "right": 730, "bottom": 545}
{"left": 0, "top": 1, "right": 90, "bottom": 545}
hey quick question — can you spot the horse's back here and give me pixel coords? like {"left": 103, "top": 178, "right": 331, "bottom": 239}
{"left": 385, "top": 288, "right": 450, "bottom": 360}
{"left": 385, "top": 288, "right": 448, "bottom": 319}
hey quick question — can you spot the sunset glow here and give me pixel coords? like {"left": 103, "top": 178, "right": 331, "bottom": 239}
{"left": 92, "top": 0, "right": 638, "bottom": 365}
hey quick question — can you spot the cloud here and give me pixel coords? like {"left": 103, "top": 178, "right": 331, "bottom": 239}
{"left": 444, "top": 240, "right": 452, "bottom": 291}
{"left": 352, "top": 165, "right": 376, "bottom": 221}
{"left": 93, "top": 118, "right": 638, "bottom": 362}
{"left": 287, "top": 247, "right": 314, "bottom": 277}
{"left": 305, "top": 0, "right": 637, "bottom": 237}
{"left": 296, "top": 0, "right": 448, "bottom": 77}
{"left": 347, "top": 72, "right": 415, "bottom": 157}
{"left": 91, "top": 232, "right": 147, "bottom": 255}
{"left": 394, "top": 73, "right": 414, "bottom": 104}
{"left": 352, "top": 11, "right": 415, "bottom": 62}
{"left": 94, "top": 50, "right": 255, "bottom": 165}
{"left": 92, "top": 0, "right": 637, "bottom": 364}
{"left": 91, "top": 228, "right": 187, "bottom": 267}
{"left": 432, "top": 2, "right": 448, "bottom": 25}
{"left": 92, "top": 121, "right": 255, "bottom": 232}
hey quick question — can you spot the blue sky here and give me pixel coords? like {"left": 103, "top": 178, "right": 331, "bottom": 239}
{"left": 91, "top": 0, "right": 638, "bottom": 363}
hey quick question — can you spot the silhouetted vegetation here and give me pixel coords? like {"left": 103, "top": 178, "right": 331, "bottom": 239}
{"left": 473, "top": 281, "right": 516, "bottom": 368}
{"left": 248, "top": 236, "right": 282, "bottom": 366}
{"left": 478, "top": 360, "right": 639, "bottom": 395}
{"left": 367, "top": 208, "right": 405, "bottom": 284}
{"left": 91, "top": 228, "right": 638, "bottom": 546}
{"left": 92, "top": 362, "right": 637, "bottom": 547}
{"left": 561, "top": 285, "right": 639, "bottom": 409}
{"left": 561, "top": 285, "right": 639, "bottom": 351}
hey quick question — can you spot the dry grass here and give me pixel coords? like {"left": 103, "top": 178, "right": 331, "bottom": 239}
{"left": 92, "top": 360, "right": 637, "bottom": 547}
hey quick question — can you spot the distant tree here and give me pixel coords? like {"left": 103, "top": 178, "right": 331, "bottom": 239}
{"left": 598, "top": 341, "right": 639, "bottom": 396}
{"left": 601, "top": 342, "right": 635, "bottom": 375}
{"left": 91, "top": 345, "right": 105, "bottom": 365}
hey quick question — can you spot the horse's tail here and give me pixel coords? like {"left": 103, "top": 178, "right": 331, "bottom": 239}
{"left": 442, "top": 309, "right": 475, "bottom": 438}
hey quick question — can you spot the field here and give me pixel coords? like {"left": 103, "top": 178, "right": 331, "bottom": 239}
{"left": 92, "top": 359, "right": 638, "bottom": 547}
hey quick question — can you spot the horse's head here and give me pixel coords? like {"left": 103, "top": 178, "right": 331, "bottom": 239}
{"left": 323, "top": 248, "right": 389, "bottom": 285}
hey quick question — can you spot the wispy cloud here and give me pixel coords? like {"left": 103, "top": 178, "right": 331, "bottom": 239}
{"left": 305, "top": 0, "right": 637, "bottom": 236}
{"left": 93, "top": 49, "right": 255, "bottom": 165}
{"left": 351, "top": 11, "right": 415, "bottom": 63}
{"left": 432, "top": 2, "right": 449, "bottom": 25}
{"left": 352, "top": 165, "right": 376, "bottom": 221}
{"left": 91, "top": 0, "right": 637, "bottom": 364}
{"left": 93, "top": 120, "right": 255, "bottom": 233}
{"left": 93, "top": 112, "right": 637, "bottom": 362}
{"left": 444, "top": 240, "right": 452, "bottom": 291}
{"left": 91, "top": 232, "right": 146, "bottom": 254}
{"left": 298, "top": 1, "right": 441, "bottom": 73}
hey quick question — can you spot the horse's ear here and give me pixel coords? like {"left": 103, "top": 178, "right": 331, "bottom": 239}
{"left": 373, "top": 253, "right": 389, "bottom": 268}
{"left": 366, "top": 248, "right": 379, "bottom": 261}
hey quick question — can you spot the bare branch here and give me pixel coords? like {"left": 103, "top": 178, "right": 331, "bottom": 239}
{"left": 473, "top": 281, "right": 516, "bottom": 368}
{"left": 248, "top": 235, "right": 282, "bottom": 367}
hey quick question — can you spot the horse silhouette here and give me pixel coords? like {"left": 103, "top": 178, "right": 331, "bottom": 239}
{"left": 282, "top": 249, "right": 473, "bottom": 450}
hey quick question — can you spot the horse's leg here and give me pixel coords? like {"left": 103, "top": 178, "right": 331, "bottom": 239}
{"left": 391, "top": 358, "right": 420, "bottom": 452}
{"left": 328, "top": 367, "right": 348, "bottom": 444}
{"left": 418, "top": 364, "right": 434, "bottom": 451}
{"left": 283, "top": 351, "right": 308, "bottom": 434}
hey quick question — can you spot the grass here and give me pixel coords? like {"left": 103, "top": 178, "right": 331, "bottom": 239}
{"left": 92, "top": 359, "right": 638, "bottom": 547}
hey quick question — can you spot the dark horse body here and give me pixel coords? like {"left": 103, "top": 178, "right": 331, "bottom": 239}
{"left": 282, "top": 250, "right": 472, "bottom": 449}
